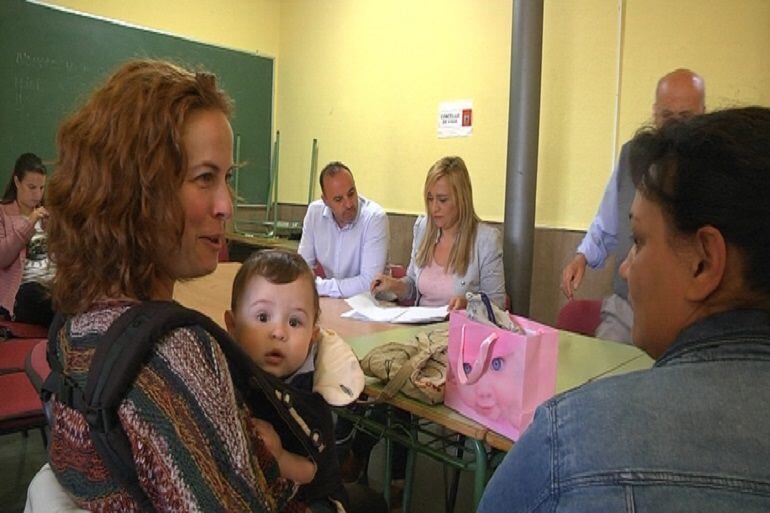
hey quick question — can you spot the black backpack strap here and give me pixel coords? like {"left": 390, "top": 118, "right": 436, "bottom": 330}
{"left": 44, "top": 300, "right": 322, "bottom": 511}
{"left": 83, "top": 300, "right": 224, "bottom": 513}
{"left": 44, "top": 301, "right": 200, "bottom": 513}
{"left": 42, "top": 313, "right": 71, "bottom": 405}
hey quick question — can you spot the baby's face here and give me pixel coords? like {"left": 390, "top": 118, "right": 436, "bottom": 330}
{"left": 456, "top": 357, "right": 515, "bottom": 421}
{"left": 228, "top": 276, "right": 318, "bottom": 378}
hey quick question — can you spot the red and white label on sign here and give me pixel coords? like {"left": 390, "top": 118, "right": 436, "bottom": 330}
{"left": 462, "top": 109, "right": 472, "bottom": 126}
{"left": 438, "top": 100, "right": 473, "bottom": 138}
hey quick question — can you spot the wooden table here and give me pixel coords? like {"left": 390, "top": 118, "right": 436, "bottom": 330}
{"left": 173, "top": 262, "right": 240, "bottom": 327}
{"left": 226, "top": 231, "right": 299, "bottom": 252}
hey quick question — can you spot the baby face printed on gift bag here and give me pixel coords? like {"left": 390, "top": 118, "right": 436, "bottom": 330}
{"left": 446, "top": 310, "right": 560, "bottom": 441}
{"left": 451, "top": 333, "right": 524, "bottom": 424}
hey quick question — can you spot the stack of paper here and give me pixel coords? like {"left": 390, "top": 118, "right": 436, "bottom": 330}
{"left": 342, "top": 293, "right": 449, "bottom": 324}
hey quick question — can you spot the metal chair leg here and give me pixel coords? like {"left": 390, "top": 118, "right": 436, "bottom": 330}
{"left": 445, "top": 434, "right": 466, "bottom": 512}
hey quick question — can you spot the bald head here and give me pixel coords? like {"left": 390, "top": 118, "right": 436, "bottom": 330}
{"left": 653, "top": 69, "right": 706, "bottom": 128}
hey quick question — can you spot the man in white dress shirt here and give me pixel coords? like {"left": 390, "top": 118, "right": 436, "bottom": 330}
{"left": 298, "top": 161, "right": 389, "bottom": 298}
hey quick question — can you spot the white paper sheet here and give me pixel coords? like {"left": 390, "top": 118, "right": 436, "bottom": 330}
{"left": 343, "top": 293, "right": 449, "bottom": 324}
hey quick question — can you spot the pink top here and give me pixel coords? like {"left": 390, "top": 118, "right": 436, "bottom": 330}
{"left": 0, "top": 202, "right": 35, "bottom": 315}
{"left": 417, "top": 258, "right": 455, "bottom": 306}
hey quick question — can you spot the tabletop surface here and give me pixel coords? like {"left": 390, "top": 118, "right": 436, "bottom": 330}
{"left": 226, "top": 231, "right": 299, "bottom": 252}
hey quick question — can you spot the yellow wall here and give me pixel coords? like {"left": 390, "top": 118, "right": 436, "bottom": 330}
{"left": 40, "top": 0, "right": 770, "bottom": 228}
{"left": 537, "top": 0, "right": 621, "bottom": 228}
{"left": 276, "top": 0, "right": 513, "bottom": 220}
{"left": 618, "top": 0, "right": 770, "bottom": 142}
{"left": 539, "top": 0, "right": 770, "bottom": 230}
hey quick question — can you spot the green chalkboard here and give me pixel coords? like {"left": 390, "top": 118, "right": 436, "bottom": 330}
{"left": 0, "top": 0, "right": 272, "bottom": 204}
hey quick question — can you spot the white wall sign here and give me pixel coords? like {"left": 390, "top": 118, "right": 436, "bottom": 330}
{"left": 437, "top": 99, "right": 473, "bottom": 138}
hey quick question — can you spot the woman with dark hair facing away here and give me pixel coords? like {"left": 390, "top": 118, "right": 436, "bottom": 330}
{"left": 44, "top": 60, "right": 304, "bottom": 511}
{"left": 0, "top": 153, "right": 54, "bottom": 326}
{"left": 479, "top": 107, "right": 770, "bottom": 512}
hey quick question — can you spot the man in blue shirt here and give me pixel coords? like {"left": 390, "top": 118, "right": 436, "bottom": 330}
{"left": 560, "top": 69, "right": 705, "bottom": 343}
{"left": 298, "top": 161, "right": 389, "bottom": 298}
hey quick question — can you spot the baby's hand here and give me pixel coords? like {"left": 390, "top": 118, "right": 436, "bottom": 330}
{"left": 252, "top": 418, "right": 282, "bottom": 458}
{"left": 252, "top": 418, "right": 316, "bottom": 484}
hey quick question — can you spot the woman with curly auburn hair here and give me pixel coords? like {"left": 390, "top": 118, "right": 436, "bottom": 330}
{"left": 48, "top": 59, "right": 231, "bottom": 313}
{"left": 40, "top": 59, "right": 303, "bottom": 512}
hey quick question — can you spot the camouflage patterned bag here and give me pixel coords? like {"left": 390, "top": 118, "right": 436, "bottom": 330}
{"left": 360, "top": 329, "right": 448, "bottom": 405}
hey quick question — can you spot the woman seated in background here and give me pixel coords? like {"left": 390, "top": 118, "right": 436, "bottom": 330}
{"left": 0, "top": 152, "right": 54, "bottom": 327}
{"left": 371, "top": 156, "right": 505, "bottom": 309}
{"left": 340, "top": 156, "right": 506, "bottom": 494}
{"left": 42, "top": 59, "right": 300, "bottom": 511}
{"left": 479, "top": 107, "right": 770, "bottom": 512}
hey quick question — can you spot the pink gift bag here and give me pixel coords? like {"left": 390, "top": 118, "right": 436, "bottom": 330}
{"left": 445, "top": 310, "right": 559, "bottom": 441}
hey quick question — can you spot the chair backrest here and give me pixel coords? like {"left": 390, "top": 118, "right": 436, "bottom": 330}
{"left": 0, "top": 338, "right": 41, "bottom": 375}
{"left": 25, "top": 339, "right": 50, "bottom": 395}
{"left": 0, "top": 320, "right": 48, "bottom": 339}
{"left": 25, "top": 463, "right": 90, "bottom": 513}
{"left": 555, "top": 299, "right": 602, "bottom": 337}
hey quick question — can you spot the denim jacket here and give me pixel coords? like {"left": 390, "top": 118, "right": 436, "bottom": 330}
{"left": 479, "top": 309, "right": 770, "bottom": 513}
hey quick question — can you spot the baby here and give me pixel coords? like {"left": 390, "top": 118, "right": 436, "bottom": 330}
{"left": 225, "top": 249, "right": 365, "bottom": 512}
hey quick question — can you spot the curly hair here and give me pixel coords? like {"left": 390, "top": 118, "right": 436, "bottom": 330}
{"left": 47, "top": 59, "right": 233, "bottom": 314}
{"left": 415, "top": 156, "right": 480, "bottom": 275}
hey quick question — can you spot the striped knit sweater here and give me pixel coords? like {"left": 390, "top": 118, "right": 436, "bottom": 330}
{"left": 49, "top": 302, "right": 305, "bottom": 512}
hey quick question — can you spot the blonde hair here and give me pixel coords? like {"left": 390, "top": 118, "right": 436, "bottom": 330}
{"left": 415, "top": 156, "right": 479, "bottom": 275}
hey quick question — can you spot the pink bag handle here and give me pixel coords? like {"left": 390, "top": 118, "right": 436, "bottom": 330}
{"left": 457, "top": 324, "right": 498, "bottom": 385}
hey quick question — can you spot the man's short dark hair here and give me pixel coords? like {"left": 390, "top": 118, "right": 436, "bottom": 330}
{"left": 319, "top": 161, "right": 352, "bottom": 194}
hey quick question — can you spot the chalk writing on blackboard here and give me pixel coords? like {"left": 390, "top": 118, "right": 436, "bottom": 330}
{"left": 16, "top": 50, "right": 91, "bottom": 74}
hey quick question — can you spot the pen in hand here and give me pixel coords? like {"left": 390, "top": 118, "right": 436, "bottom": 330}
{"left": 371, "top": 273, "right": 389, "bottom": 294}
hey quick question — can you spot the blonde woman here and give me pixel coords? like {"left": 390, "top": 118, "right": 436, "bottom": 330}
{"left": 371, "top": 156, "right": 505, "bottom": 309}
{"left": 341, "top": 156, "right": 507, "bottom": 489}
